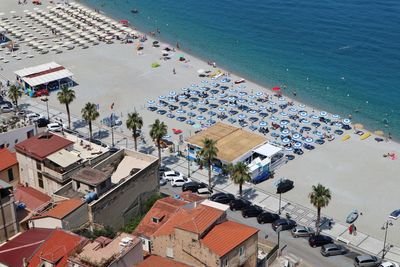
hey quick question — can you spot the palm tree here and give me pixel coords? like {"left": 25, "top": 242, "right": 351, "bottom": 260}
{"left": 309, "top": 183, "right": 332, "bottom": 234}
{"left": 57, "top": 85, "right": 75, "bottom": 129}
{"left": 198, "top": 138, "right": 218, "bottom": 190}
{"left": 126, "top": 111, "right": 143, "bottom": 151}
{"left": 231, "top": 162, "right": 251, "bottom": 197}
{"left": 8, "top": 85, "right": 20, "bottom": 111}
{"left": 81, "top": 102, "right": 99, "bottom": 142}
{"left": 149, "top": 119, "right": 168, "bottom": 164}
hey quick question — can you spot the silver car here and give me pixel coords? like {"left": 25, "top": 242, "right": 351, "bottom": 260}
{"left": 291, "top": 226, "right": 315, "bottom": 238}
{"left": 320, "top": 243, "right": 347, "bottom": 257}
{"left": 354, "top": 255, "right": 381, "bottom": 267}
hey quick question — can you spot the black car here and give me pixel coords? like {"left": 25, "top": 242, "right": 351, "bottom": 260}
{"left": 147, "top": 106, "right": 157, "bottom": 112}
{"left": 210, "top": 193, "right": 235, "bottom": 204}
{"left": 242, "top": 205, "right": 263, "bottom": 218}
{"left": 229, "top": 199, "right": 251, "bottom": 211}
{"left": 36, "top": 118, "right": 49, "bottom": 127}
{"left": 257, "top": 212, "right": 280, "bottom": 224}
{"left": 294, "top": 148, "right": 304, "bottom": 155}
{"left": 277, "top": 179, "right": 294, "bottom": 194}
{"left": 182, "top": 181, "right": 207, "bottom": 193}
{"left": 308, "top": 235, "right": 333, "bottom": 247}
{"left": 315, "top": 139, "right": 325, "bottom": 145}
{"left": 159, "top": 166, "right": 171, "bottom": 177}
{"left": 272, "top": 219, "right": 297, "bottom": 232}
{"left": 303, "top": 144, "right": 315, "bottom": 150}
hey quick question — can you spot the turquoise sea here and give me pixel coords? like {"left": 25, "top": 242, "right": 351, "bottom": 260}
{"left": 80, "top": 0, "right": 400, "bottom": 139}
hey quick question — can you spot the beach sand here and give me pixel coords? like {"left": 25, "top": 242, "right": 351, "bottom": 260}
{"left": 1, "top": 0, "right": 400, "bottom": 246}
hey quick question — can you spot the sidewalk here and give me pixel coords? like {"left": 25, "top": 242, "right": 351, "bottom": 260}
{"left": 24, "top": 98, "right": 400, "bottom": 264}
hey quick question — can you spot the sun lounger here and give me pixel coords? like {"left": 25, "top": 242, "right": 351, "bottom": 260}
{"left": 360, "top": 132, "right": 371, "bottom": 140}
{"left": 342, "top": 134, "right": 350, "bottom": 141}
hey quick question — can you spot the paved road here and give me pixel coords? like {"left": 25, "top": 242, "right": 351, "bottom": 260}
{"left": 161, "top": 184, "right": 357, "bottom": 267}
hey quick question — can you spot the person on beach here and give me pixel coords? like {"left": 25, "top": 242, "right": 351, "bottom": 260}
{"left": 176, "top": 42, "right": 180, "bottom": 49}
{"left": 173, "top": 68, "right": 176, "bottom": 75}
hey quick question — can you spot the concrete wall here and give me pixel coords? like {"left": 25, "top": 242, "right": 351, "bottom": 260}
{"left": 17, "top": 152, "right": 38, "bottom": 188}
{"left": 109, "top": 241, "right": 143, "bottom": 267}
{"left": 0, "top": 125, "right": 35, "bottom": 152}
{"left": 0, "top": 164, "right": 19, "bottom": 187}
{"left": 63, "top": 203, "right": 88, "bottom": 230}
{"left": 29, "top": 217, "right": 62, "bottom": 229}
{"left": 0, "top": 194, "right": 18, "bottom": 242}
{"left": 221, "top": 233, "right": 258, "bottom": 267}
{"left": 88, "top": 150, "right": 159, "bottom": 230}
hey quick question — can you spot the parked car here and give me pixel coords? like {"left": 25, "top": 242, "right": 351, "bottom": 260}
{"left": 291, "top": 226, "right": 315, "bottom": 237}
{"left": 380, "top": 261, "right": 399, "bottom": 267}
{"left": 320, "top": 243, "right": 347, "bottom": 257}
{"left": 35, "top": 89, "right": 49, "bottom": 97}
{"left": 36, "top": 118, "right": 50, "bottom": 127}
{"left": 47, "top": 122, "right": 63, "bottom": 132}
{"left": 389, "top": 209, "right": 400, "bottom": 220}
{"left": 0, "top": 104, "right": 13, "bottom": 113}
{"left": 26, "top": 112, "right": 42, "bottom": 122}
{"left": 354, "top": 255, "right": 381, "bottom": 267}
{"left": 170, "top": 176, "right": 191, "bottom": 187}
{"left": 229, "top": 199, "right": 252, "bottom": 211}
{"left": 162, "top": 171, "right": 184, "bottom": 181}
{"left": 308, "top": 235, "right": 333, "bottom": 247}
{"left": 182, "top": 181, "right": 207, "bottom": 193}
{"left": 159, "top": 178, "right": 167, "bottom": 186}
{"left": 242, "top": 205, "right": 263, "bottom": 218}
{"left": 272, "top": 219, "right": 297, "bottom": 232}
{"left": 197, "top": 187, "right": 213, "bottom": 195}
{"left": 257, "top": 212, "right": 280, "bottom": 224}
{"left": 210, "top": 192, "right": 235, "bottom": 204}
{"left": 159, "top": 166, "right": 171, "bottom": 177}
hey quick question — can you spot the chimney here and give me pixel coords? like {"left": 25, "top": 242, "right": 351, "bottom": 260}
{"left": 22, "top": 258, "right": 27, "bottom": 267}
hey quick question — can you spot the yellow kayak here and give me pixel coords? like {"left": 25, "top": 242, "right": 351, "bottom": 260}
{"left": 360, "top": 132, "right": 371, "bottom": 140}
{"left": 342, "top": 134, "right": 350, "bottom": 141}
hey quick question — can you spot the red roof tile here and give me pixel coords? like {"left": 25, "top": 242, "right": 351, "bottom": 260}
{"left": 15, "top": 133, "right": 73, "bottom": 161}
{"left": 154, "top": 204, "right": 224, "bottom": 236}
{"left": 32, "top": 199, "right": 84, "bottom": 220}
{"left": 201, "top": 221, "right": 259, "bottom": 257}
{"left": 179, "top": 191, "right": 205, "bottom": 202}
{"left": 14, "top": 185, "right": 51, "bottom": 211}
{"left": 0, "top": 148, "right": 18, "bottom": 171}
{"left": 27, "top": 229, "right": 85, "bottom": 267}
{"left": 0, "top": 228, "right": 54, "bottom": 267}
{"left": 135, "top": 255, "right": 190, "bottom": 267}
{"left": 134, "top": 197, "right": 187, "bottom": 238}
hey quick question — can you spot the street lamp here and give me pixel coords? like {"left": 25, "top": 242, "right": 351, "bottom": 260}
{"left": 41, "top": 96, "right": 49, "bottom": 120}
{"left": 381, "top": 220, "right": 393, "bottom": 260}
{"left": 187, "top": 144, "right": 191, "bottom": 178}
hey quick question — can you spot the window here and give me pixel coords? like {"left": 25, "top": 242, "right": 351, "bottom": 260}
{"left": 222, "top": 258, "right": 228, "bottom": 267}
{"left": 38, "top": 173, "right": 44, "bottom": 188}
{"left": 7, "top": 169, "right": 14, "bottom": 181}
{"left": 239, "top": 246, "right": 244, "bottom": 256}
{"left": 166, "top": 247, "right": 173, "bottom": 258}
{"left": 36, "top": 162, "right": 42, "bottom": 170}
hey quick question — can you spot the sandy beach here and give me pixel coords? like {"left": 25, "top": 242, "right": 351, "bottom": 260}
{"left": 1, "top": 0, "right": 400, "bottom": 247}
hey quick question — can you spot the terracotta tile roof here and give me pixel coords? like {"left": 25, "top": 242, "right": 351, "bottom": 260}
{"left": 0, "top": 228, "right": 54, "bottom": 267}
{"left": 27, "top": 229, "right": 86, "bottom": 267}
{"left": 134, "top": 255, "right": 190, "bottom": 267}
{"left": 154, "top": 204, "right": 224, "bottom": 236}
{"left": 14, "top": 185, "right": 51, "bottom": 211}
{"left": 134, "top": 197, "right": 187, "bottom": 238}
{"left": 179, "top": 191, "right": 205, "bottom": 202}
{"left": 15, "top": 133, "right": 73, "bottom": 161}
{"left": 0, "top": 148, "right": 18, "bottom": 171}
{"left": 201, "top": 221, "right": 259, "bottom": 257}
{"left": 32, "top": 199, "right": 84, "bottom": 220}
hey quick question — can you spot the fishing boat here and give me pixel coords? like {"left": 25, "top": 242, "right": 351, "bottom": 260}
{"left": 346, "top": 209, "right": 358, "bottom": 224}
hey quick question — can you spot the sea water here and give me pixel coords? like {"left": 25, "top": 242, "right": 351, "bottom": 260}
{"left": 80, "top": 0, "right": 400, "bottom": 139}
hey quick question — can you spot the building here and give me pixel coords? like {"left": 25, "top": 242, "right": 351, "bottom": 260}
{"left": 135, "top": 255, "right": 190, "bottom": 267}
{"left": 0, "top": 148, "right": 19, "bottom": 187}
{"left": 14, "top": 62, "right": 74, "bottom": 96}
{"left": 135, "top": 198, "right": 259, "bottom": 267}
{"left": 54, "top": 149, "right": 159, "bottom": 230}
{"left": 0, "top": 124, "right": 36, "bottom": 152}
{"left": 0, "top": 180, "right": 18, "bottom": 242}
{"left": 0, "top": 228, "right": 54, "bottom": 267}
{"left": 28, "top": 198, "right": 87, "bottom": 230}
{"left": 187, "top": 122, "right": 285, "bottom": 183}
{"left": 68, "top": 233, "right": 142, "bottom": 267}
{"left": 15, "top": 132, "right": 109, "bottom": 195}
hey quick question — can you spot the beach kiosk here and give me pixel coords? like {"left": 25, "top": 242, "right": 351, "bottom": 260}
{"left": 186, "top": 122, "right": 284, "bottom": 183}
{"left": 14, "top": 62, "right": 74, "bottom": 97}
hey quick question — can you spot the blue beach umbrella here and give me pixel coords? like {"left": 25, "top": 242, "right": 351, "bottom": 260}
{"left": 209, "top": 96, "right": 217, "bottom": 101}
{"left": 178, "top": 95, "right": 186, "bottom": 100}
{"left": 218, "top": 107, "right": 226, "bottom": 112}
{"left": 238, "top": 99, "right": 246, "bottom": 103}
{"left": 238, "top": 91, "right": 247, "bottom": 97}
{"left": 302, "top": 119, "right": 310, "bottom": 124}
{"left": 294, "top": 142, "right": 302, "bottom": 148}
{"left": 201, "top": 80, "right": 208, "bottom": 83}
{"left": 305, "top": 137, "right": 313, "bottom": 143}
{"left": 256, "top": 92, "right": 263, "bottom": 97}
{"left": 219, "top": 93, "right": 227, "bottom": 98}
{"left": 249, "top": 102, "right": 257, "bottom": 107}
{"left": 188, "top": 112, "right": 196, "bottom": 117}
{"left": 299, "top": 111, "right": 308, "bottom": 117}
{"left": 211, "top": 82, "right": 218, "bottom": 87}
{"left": 280, "top": 112, "right": 288, "bottom": 117}
{"left": 282, "top": 138, "right": 291, "bottom": 144}
{"left": 249, "top": 110, "right": 257, "bottom": 115}
{"left": 197, "top": 115, "right": 206, "bottom": 121}
{"left": 169, "top": 91, "right": 177, "bottom": 96}
{"left": 191, "top": 84, "right": 198, "bottom": 87}
{"left": 229, "top": 88, "right": 237, "bottom": 93}
{"left": 208, "top": 111, "right": 217, "bottom": 116}
{"left": 181, "top": 87, "right": 189, "bottom": 92}
{"left": 335, "top": 122, "right": 343, "bottom": 127}
{"left": 281, "top": 129, "right": 290, "bottom": 135}
{"left": 320, "top": 111, "right": 327, "bottom": 117}
{"left": 279, "top": 97, "right": 286, "bottom": 102}
{"left": 248, "top": 95, "right": 255, "bottom": 99}
{"left": 259, "top": 121, "right": 267, "bottom": 127}
{"left": 342, "top": 118, "right": 351, "bottom": 125}
{"left": 285, "top": 147, "right": 293, "bottom": 152}
{"left": 288, "top": 107, "right": 297, "bottom": 113}
{"left": 228, "top": 96, "right": 236, "bottom": 101}
{"left": 207, "top": 119, "right": 216, "bottom": 124}
{"left": 147, "top": 100, "right": 155, "bottom": 105}
{"left": 238, "top": 114, "right": 247, "bottom": 119}
{"left": 292, "top": 133, "right": 301, "bottom": 140}
{"left": 299, "top": 104, "right": 306, "bottom": 108}
{"left": 176, "top": 109, "right": 186, "bottom": 114}
{"left": 269, "top": 101, "right": 276, "bottom": 106}
{"left": 271, "top": 116, "right": 278, "bottom": 121}
{"left": 259, "top": 105, "right": 266, "bottom": 110}
{"left": 229, "top": 103, "right": 237, "bottom": 107}
{"left": 158, "top": 95, "right": 166, "bottom": 100}
{"left": 311, "top": 115, "right": 319, "bottom": 120}
{"left": 315, "top": 131, "right": 323, "bottom": 137}
{"left": 280, "top": 120, "right": 289, "bottom": 126}
{"left": 332, "top": 114, "right": 340, "bottom": 119}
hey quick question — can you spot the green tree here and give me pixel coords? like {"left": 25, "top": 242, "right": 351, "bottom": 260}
{"left": 231, "top": 162, "right": 251, "bottom": 197}
{"left": 81, "top": 102, "right": 99, "bottom": 142}
{"left": 198, "top": 138, "right": 218, "bottom": 190}
{"left": 57, "top": 85, "right": 75, "bottom": 129}
{"left": 126, "top": 111, "right": 143, "bottom": 151}
{"left": 8, "top": 85, "right": 20, "bottom": 111}
{"left": 149, "top": 119, "right": 168, "bottom": 165}
{"left": 309, "top": 183, "right": 332, "bottom": 234}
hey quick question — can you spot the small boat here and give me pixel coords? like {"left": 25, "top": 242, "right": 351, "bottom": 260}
{"left": 234, "top": 78, "right": 245, "bottom": 84}
{"left": 360, "top": 132, "right": 371, "bottom": 140}
{"left": 346, "top": 209, "right": 358, "bottom": 224}
{"left": 131, "top": 9, "right": 139, "bottom": 14}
